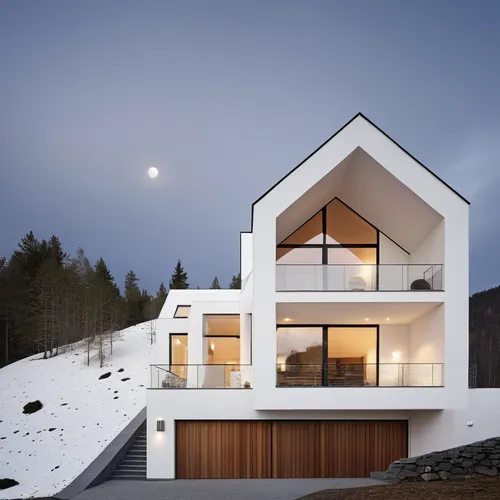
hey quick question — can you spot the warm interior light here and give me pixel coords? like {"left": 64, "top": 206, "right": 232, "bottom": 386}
{"left": 386, "top": 317, "right": 390, "bottom": 321}
{"left": 284, "top": 318, "right": 291, "bottom": 322}
{"left": 392, "top": 351, "right": 401, "bottom": 360}
{"left": 175, "top": 339, "right": 181, "bottom": 345}
{"left": 210, "top": 343, "right": 215, "bottom": 351}
{"left": 364, "top": 318, "right": 370, "bottom": 322}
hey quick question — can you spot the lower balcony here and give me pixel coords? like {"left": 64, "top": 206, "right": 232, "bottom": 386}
{"left": 276, "top": 362, "right": 444, "bottom": 387}
{"left": 150, "top": 364, "right": 252, "bottom": 389}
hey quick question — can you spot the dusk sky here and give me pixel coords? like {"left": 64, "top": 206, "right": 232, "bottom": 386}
{"left": 1, "top": 0, "right": 499, "bottom": 294}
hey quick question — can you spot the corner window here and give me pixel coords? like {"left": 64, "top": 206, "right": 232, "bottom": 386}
{"left": 174, "top": 305, "right": 191, "bottom": 318}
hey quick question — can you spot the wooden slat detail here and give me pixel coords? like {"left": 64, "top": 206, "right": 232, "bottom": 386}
{"left": 176, "top": 420, "right": 407, "bottom": 479}
{"left": 176, "top": 421, "right": 271, "bottom": 479}
{"left": 271, "top": 421, "right": 324, "bottom": 478}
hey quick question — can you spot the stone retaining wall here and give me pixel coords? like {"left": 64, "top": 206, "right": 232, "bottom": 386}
{"left": 373, "top": 437, "right": 500, "bottom": 482}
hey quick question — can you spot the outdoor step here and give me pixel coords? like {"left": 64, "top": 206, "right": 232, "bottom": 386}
{"left": 117, "top": 463, "right": 146, "bottom": 469}
{"left": 126, "top": 453, "right": 146, "bottom": 458}
{"left": 122, "top": 458, "right": 146, "bottom": 464}
{"left": 112, "top": 470, "right": 146, "bottom": 477}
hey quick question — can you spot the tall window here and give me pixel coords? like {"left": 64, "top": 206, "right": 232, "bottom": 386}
{"left": 203, "top": 315, "right": 241, "bottom": 388}
{"left": 170, "top": 334, "right": 188, "bottom": 378}
{"left": 276, "top": 198, "right": 378, "bottom": 266}
{"left": 204, "top": 315, "right": 240, "bottom": 365}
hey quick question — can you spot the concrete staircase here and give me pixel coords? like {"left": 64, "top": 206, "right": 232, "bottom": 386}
{"left": 110, "top": 423, "right": 147, "bottom": 480}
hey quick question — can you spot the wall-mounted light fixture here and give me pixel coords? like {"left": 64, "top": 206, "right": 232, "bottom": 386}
{"left": 466, "top": 420, "right": 474, "bottom": 427}
{"left": 392, "top": 351, "right": 401, "bottom": 360}
{"left": 157, "top": 419, "right": 165, "bottom": 432}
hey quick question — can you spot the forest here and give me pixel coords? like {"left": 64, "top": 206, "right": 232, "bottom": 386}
{"left": 0, "top": 231, "right": 241, "bottom": 367}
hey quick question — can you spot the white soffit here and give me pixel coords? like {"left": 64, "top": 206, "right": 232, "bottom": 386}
{"left": 276, "top": 301, "right": 441, "bottom": 325}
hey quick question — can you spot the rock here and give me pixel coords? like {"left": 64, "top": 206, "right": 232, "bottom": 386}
{"left": 474, "top": 453, "right": 487, "bottom": 462}
{"left": 480, "top": 460, "right": 492, "bottom": 466}
{"left": 451, "top": 467, "right": 465, "bottom": 474}
{"left": 121, "top": 377, "right": 130, "bottom": 382}
{"left": 118, "top": 368, "right": 124, "bottom": 372}
{"left": 436, "top": 462, "right": 453, "bottom": 471}
{"left": 462, "top": 459, "right": 474, "bottom": 469}
{"left": 438, "top": 471, "right": 451, "bottom": 480}
{"left": 22, "top": 400, "right": 43, "bottom": 414}
{"left": 467, "top": 447, "right": 483, "bottom": 453}
{"left": 424, "top": 466, "right": 432, "bottom": 473}
{"left": 429, "top": 453, "right": 445, "bottom": 461}
{"left": 416, "top": 458, "right": 436, "bottom": 466}
{"left": 421, "top": 473, "right": 439, "bottom": 481}
{"left": 0, "top": 478, "right": 19, "bottom": 490}
{"left": 475, "top": 465, "right": 498, "bottom": 476}
{"left": 48, "top": 428, "right": 56, "bottom": 432}
{"left": 99, "top": 372, "right": 111, "bottom": 380}
{"left": 399, "top": 469, "right": 418, "bottom": 478}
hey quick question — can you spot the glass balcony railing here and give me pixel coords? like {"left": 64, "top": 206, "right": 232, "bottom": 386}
{"left": 276, "top": 363, "right": 444, "bottom": 387}
{"left": 150, "top": 364, "right": 252, "bottom": 389}
{"left": 275, "top": 264, "right": 443, "bottom": 291}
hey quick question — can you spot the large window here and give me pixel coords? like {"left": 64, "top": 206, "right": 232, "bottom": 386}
{"left": 277, "top": 199, "right": 378, "bottom": 267}
{"left": 276, "top": 325, "right": 378, "bottom": 387}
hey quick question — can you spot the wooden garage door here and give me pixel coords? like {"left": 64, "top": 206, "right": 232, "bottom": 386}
{"left": 176, "top": 420, "right": 406, "bottom": 479}
{"left": 176, "top": 421, "right": 272, "bottom": 478}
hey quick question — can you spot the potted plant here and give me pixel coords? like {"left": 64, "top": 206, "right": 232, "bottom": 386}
{"left": 243, "top": 381, "right": 251, "bottom": 389}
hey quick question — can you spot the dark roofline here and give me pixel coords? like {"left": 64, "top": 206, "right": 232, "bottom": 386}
{"left": 250, "top": 112, "right": 470, "bottom": 230}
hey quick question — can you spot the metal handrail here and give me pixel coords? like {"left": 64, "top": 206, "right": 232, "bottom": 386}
{"left": 276, "top": 363, "right": 444, "bottom": 387}
{"left": 150, "top": 364, "right": 253, "bottom": 389}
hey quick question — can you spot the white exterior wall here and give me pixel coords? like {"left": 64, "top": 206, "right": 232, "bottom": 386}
{"left": 147, "top": 389, "right": 500, "bottom": 479}
{"left": 148, "top": 115, "right": 473, "bottom": 479}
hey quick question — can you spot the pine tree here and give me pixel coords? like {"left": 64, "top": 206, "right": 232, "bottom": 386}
{"left": 156, "top": 282, "right": 168, "bottom": 311}
{"left": 210, "top": 276, "right": 221, "bottom": 289}
{"left": 169, "top": 260, "right": 189, "bottom": 289}
{"left": 229, "top": 273, "right": 241, "bottom": 289}
{"left": 124, "top": 270, "right": 143, "bottom": 326}
{"left": 94, "top": 258, "right": 120, "bottom": 298}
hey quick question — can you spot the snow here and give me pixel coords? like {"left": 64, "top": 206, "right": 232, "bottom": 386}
{"left": 0, "top": 322, "right": 156, "bottom": 499}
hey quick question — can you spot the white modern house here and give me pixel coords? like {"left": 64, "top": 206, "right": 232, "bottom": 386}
{"left": 147, "top": 113, "right": 499, "bottom": 479}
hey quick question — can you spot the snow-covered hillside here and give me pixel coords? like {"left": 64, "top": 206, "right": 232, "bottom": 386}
{"left": 0, "top": 322, "right": 156, "bottom": 499}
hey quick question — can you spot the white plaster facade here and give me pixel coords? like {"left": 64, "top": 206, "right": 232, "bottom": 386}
{"left": 147, "top": 113, "right": 493, "bottom": 480}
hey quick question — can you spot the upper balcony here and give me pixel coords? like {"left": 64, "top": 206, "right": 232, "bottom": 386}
{"left": 276, "top": 198, "right": 444, "bottom": 293}
{"left": 276, "top": 263, "right": 443, "bottom": 292}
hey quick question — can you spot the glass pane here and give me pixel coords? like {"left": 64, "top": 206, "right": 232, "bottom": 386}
{"left": 327, "top": 247, "right": 376, "bottom": 264}
{"left": 326, "top": 199, "right": 376, "bottom": 244}
{"left": 205, "top": 315, "right": 240, "bottom": 336}
{"left": 276, "top": 327, "right": 323, "bottom": 386}
{"left": 276, "top": 247, "right": 322, "bottom": 264}
{"left": 327, "top": 327, "right": 377, "bottom": 386}
{"left": 280, "top": 212, "right": 323, "bottom": 245}
{"left": 206, "top": 337, "right": 240, "bottom": 364}
{"left": 170, "top": 335, "right": 188, "bottom": 378}
{"left": 174, "top": 305, "right": 191, "bottom": 318}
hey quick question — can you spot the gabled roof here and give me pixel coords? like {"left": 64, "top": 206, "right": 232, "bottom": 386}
{"left": 251, "top": 112, "right": 469, "bottom": 230}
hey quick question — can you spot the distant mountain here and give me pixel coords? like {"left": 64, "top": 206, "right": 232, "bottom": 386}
{"left": 470, "top": 286, "right": 500, "bottom": 387}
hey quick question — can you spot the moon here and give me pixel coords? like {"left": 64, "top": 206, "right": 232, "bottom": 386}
{"left": 147, "top": 167, "right": 159, "bottom": 179}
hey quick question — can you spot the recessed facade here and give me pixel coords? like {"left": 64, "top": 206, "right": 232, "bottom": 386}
{"left": 146, "top": 113, "right": 487, "bottom": 480}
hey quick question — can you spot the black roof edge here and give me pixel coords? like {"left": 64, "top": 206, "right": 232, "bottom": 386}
{"left": 250, "top": 112, "right": 470, "bottom": 230}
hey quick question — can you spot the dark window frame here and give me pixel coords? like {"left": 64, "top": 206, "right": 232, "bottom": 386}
{"left": 174, "top": 305, "right": 191, "bottom": 318}
{"left": 276, "top": 323, "right": 380, "bottom": 387}
{"left": 277, "top": 198, "right": 387, "bottom": 289}
{"left": 169, "top": 332, "right": 188, "bottom": 366}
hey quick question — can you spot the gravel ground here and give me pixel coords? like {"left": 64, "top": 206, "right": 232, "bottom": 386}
{"left": 297, "top": 477, "right": 500, "bottom": 500}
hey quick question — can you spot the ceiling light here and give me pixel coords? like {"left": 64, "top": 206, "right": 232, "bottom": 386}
{"left": 392, "top": 351, "right": 401, "bottom": 360}
{"left": 386, "top": 317, "right": 390, "bottom": 321}
{"left": 284, "top": 318, "right": 291, "bottom": 322}
{"left": 175, "top": 339, "right": 181, "bottom": 345}
{"left": 364, "top": 318, "right": 369, "bottom": 322}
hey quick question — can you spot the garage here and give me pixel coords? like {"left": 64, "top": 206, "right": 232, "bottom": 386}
{"left": 175, "top": 420, "right": 407, "bottom": 479}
